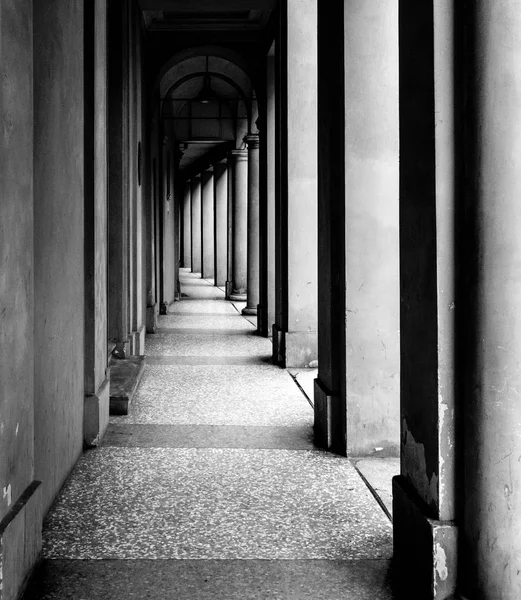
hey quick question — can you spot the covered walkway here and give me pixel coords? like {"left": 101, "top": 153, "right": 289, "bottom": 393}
{"left": 24, "top": 270, "right": 393, "bottom": 600}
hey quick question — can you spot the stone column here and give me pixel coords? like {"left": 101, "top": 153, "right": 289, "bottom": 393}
{"left": 228, "top": 149, "right": 248, "bottom": 300}
{"left": 314, "top": 0, "right": 400, "bottom": 458}
{"left": 459, "top": 3, "right": 521, "bottom": 599}
{"left": 242, "top": 133, "right": 260, "bottom": 316}
{"left": 213, "top": 159, "right": 228, "bottom": 287}
{"left": 259, "top": 44, "right": 276, "bottom": 336}
{"left": 225, "top": 153, "right": 234, "bottom": 298}
{"left": 182, "top": 180, "right": 191, "bottom": 269}
{"left": 393, "top": 2, "right": 458, "bottom": 598}
{"left": 190, "top": 175, "right": 202, "bottom": 274}
{"left": 272, "top": 0, "right": 318, "bottom": 367}
{"left": 84, "top": 0, "right": 109, "bottom": 446}
{"left": 201, "top": 167, "right": 215, "bottom": 280}
{"left": 146, "top": 118, "right": 158, "bottom": 334}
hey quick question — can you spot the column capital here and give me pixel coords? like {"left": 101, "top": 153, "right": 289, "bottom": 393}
{"left": 244, "top": 133, "right": 260, "bottom": 149}
{"left": 228, "top": 148, "right": 248, "bottom": 162}
{"left": 204, "top": 165, "right": 214, "bottom": 173}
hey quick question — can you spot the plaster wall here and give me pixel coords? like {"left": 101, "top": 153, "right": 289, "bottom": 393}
{"left": 33, "top": 0, "right": 85, "bottom": 514}
{"left": 0, "top": 0, "right": 34, "bottom": 524}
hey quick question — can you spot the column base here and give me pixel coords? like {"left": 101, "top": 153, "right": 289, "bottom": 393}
{"left": 112, "top": 340, "right": 128, "bottom": 360}
{"left": 393, "top": 475, "right": 458, "bottom": 600}
{"left": 0, "top": 481, "right": 42, "bottom": 600}
{"left": 160, "top": 301, "right": 168, "bottom": 315}
{"left": 109, "top": 355, "right": 146, "bottom": 416}
{"left": 146, "top": 304, "right": 157, "bottom": 333}
{"left": 257, "top": 303, "right": 269, "bottom": 336}
{"left": 314, "top": 378, "right": 337, "bottom": 452}
{"left": 225, "top": 281, "right": 233, "bottom": 299}
{"left": 242, "top": 306, "right": 257, "bottom": 316}
{"left": 84, "top": 376, "right": 110, "bottom": 448}
{"left": 272, "top": 325, "right": 318, "bottom": 368}
{"left": 229, "top": 292, "right": 247, "bottom": 302}
{"left": 128, "top": 325, "right": 146, "bottom": 356}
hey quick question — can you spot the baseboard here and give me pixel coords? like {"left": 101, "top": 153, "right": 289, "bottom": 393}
{"left": 272, "top": 327, "right": 318, "bottom": 368}
{"left": 146, "top": 304, "right": 157, "bottom": 333}
{"left": 0, "top": 481, "right": 42, "bottom": 600}
{"left": 109, "top": 355, "right": 146, "bottom": 416}
{"left": 84, "top": 377, "right": 110, "bottom": 448}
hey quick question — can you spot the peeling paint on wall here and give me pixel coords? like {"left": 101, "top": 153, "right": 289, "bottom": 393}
{"left": 402, "top": 418, "right": 438, "bottom": 509}
{"left": 2, "top": 484, "right": 12, "bottom": 507}
{"left": 433, "top": 542, "right": 448, "bottom": 595}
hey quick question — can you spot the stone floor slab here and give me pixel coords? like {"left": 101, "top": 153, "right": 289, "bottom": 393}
{"left": 104, "top": 424, "right": 316, "bottom": 450}
{"left": 158, "top": 313, "right": 255, "bottom": 330}
{"left": 145, "top": 355, "right": 272, "bottom": 366}
{"left": 353, "top": 458, "right": 400, "bottom": 519}
{"left": 42, "top": 448, "right": 393, "bottom": 560}
{"left": 110, "top": 364, "right": 312, "bottom": 426}
{"left": 23, "top": 559, "right": 395, "bottom": 600}
{"left": 145, "top": 332, "right": 272, "bottom": 357}
{"left": 168, "top": 300, "right": 237, "bottom": 315}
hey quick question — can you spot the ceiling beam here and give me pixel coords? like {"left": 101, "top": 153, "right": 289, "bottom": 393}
{"left": 138, "top": 0, "right": 276, "bottom": 10}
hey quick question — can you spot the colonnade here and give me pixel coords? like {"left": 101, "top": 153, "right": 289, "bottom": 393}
{"left": 182, "top": 137, "right": 260, "bottom": 314}
{"left": 177, "top": 2, "right": 521, "bottom": 597}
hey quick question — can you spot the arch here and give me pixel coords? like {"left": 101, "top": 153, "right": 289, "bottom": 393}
{"left": 155, "top": 45, "right": 255, "bottom": 94}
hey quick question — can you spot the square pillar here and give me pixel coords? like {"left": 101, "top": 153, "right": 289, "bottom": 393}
{"left": 394, "top": 2, "right": 459, "bottom": 597}
{"left": 273, "top": 0, "right": 318, "bottom": 368}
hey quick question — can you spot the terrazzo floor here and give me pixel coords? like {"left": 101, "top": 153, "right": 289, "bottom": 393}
{"left": 24, "top": 269, "right": 395, "bottom": 600}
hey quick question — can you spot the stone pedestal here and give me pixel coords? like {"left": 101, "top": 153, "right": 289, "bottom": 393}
{"left": 242, "top": 134, "right": 260, "bottom": 316}
{"left": 201, "top": 167, "right": 215, "bottom": 280}
{"left": 190, "top": 175, "right": 202, "bottom": 274}
{"left": 228, "top": 149, "right": 248, "bottom": 301}
{"left": 213, "top": 160, "right": 228, "bottom": 287}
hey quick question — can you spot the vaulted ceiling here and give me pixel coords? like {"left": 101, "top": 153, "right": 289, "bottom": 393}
{"left": 138, "top": 0, "right": 272, "bottom": 174}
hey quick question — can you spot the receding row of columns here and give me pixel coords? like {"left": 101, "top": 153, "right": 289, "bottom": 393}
{"left": 182, "top": 135, "right": 260, "bottom": 315}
